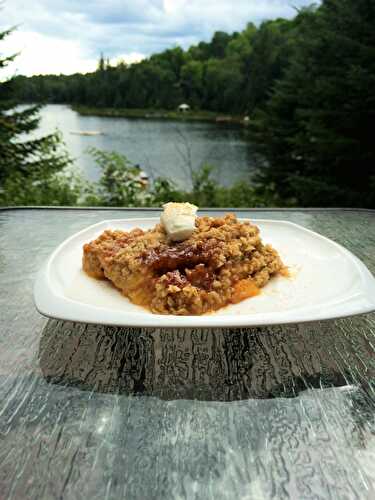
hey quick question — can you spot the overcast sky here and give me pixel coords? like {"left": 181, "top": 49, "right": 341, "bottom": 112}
{"left": 1, "top": 0, "right": 316, "bottom": 76}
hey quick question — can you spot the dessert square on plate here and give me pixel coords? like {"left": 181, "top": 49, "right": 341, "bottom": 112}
{"left": 34, "top": 216, "right": 375, "bottom": 328}
{"left": 82, "top": 214, "right": 285, "bottom": 315}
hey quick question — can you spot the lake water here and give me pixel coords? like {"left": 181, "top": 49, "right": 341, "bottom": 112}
{"left": 36, "top": 104, "right": 256, "bottom": 188}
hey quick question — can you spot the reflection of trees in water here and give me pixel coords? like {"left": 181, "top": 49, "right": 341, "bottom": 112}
{"left": 39, "top": 319, "right": 375, "bottom": 402}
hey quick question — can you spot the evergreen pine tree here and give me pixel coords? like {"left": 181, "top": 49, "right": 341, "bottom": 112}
{"left": 0, "top": 27, "right": 72, "bottom": 201}
{"left": 252, "top": 0, "right": 375, "bottom": 207}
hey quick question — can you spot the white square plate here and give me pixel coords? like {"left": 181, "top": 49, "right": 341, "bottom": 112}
{"left": 34, "top": 218, "right": 375, "bottom": 328}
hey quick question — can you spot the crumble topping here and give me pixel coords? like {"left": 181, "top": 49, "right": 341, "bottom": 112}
{"left": 82, "top": 213, "right": 284, "bottom": 315}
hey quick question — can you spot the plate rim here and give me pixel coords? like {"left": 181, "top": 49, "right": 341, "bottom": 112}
{"left": 34, "top": 217, "right": 375, "bottom": 328}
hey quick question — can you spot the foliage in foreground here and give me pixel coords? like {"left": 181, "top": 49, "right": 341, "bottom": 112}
{"left": 0, "top": 149, "right": 286, "bottom": 207}
{"left": 1, "top": 148, "right": 283, "bottom": 208}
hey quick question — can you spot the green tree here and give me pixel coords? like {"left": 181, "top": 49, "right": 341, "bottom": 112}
{"left": 181, "top": 60, "right": 204, "bottom": 107}
{"left": 204, "top": 58, "right": 243, "bottom": 112}
{"left": 252, "top": 0, "right": 375, "bottom": 207}
{"left": 0, "top": 27, "right": 76, "bottom": 205}
{"left": 87, "top": 149, "right": 153, "bottom": 206}
{"left": 225, "top": 23, "right": 256, "bottom": 61}
{"left": 243, "top": 18, "right": 295, "bottom": 113}
{"left": 210, "top": 31, "right": 232, "bottom": 59}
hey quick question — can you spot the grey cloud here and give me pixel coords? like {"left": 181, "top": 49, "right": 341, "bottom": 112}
{"left": 35, "top": 0, "right": 165, "bottom": 24}
{"left": 2, "top": 0, "right": 318, "bottom": 70}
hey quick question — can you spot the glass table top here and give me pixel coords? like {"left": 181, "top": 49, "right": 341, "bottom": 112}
{"left": 0, "top": 208, "right": 374, "bottom": 499}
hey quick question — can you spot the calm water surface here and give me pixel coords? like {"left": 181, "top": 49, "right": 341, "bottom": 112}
{"left": 36, "top": 104, "right": 256, "bottom": 187}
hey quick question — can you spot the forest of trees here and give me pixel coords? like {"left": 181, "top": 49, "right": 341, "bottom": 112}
{"left": 13, "top": 17, "right": 298, "bottom": 114}
{"left": 3, "top": 0, "right": 375, "bottom": 207}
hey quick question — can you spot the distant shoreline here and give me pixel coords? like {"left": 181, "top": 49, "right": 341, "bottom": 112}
{"left": 72, "top": 105, "right": 248, "bottom": 126}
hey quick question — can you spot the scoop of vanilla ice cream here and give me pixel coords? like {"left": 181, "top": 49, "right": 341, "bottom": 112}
{"left": 160, "top": 202, "right": 198, "bottom": 241}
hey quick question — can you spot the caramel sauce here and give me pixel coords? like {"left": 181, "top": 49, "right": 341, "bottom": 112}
{"left": 143, "top": 239, "right": 219, "bottom": 273}
{"left": 185, "top": 264, "right": 213, "bottom": 290}
{"left": 164, "top": 270, "right": 189, "bottom": 288}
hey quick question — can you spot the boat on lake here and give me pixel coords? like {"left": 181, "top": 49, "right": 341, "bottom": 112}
{"left": 70, "top": 130, "right": 103, "bottom": 136}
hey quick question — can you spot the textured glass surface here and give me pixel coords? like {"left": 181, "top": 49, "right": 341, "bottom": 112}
{"left": 0, "top": 208, "right": 375, "bottom": 500}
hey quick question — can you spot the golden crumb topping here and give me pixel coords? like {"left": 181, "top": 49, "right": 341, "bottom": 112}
{"left": 82, "top": 213, "right": 284, "bottom": 315}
